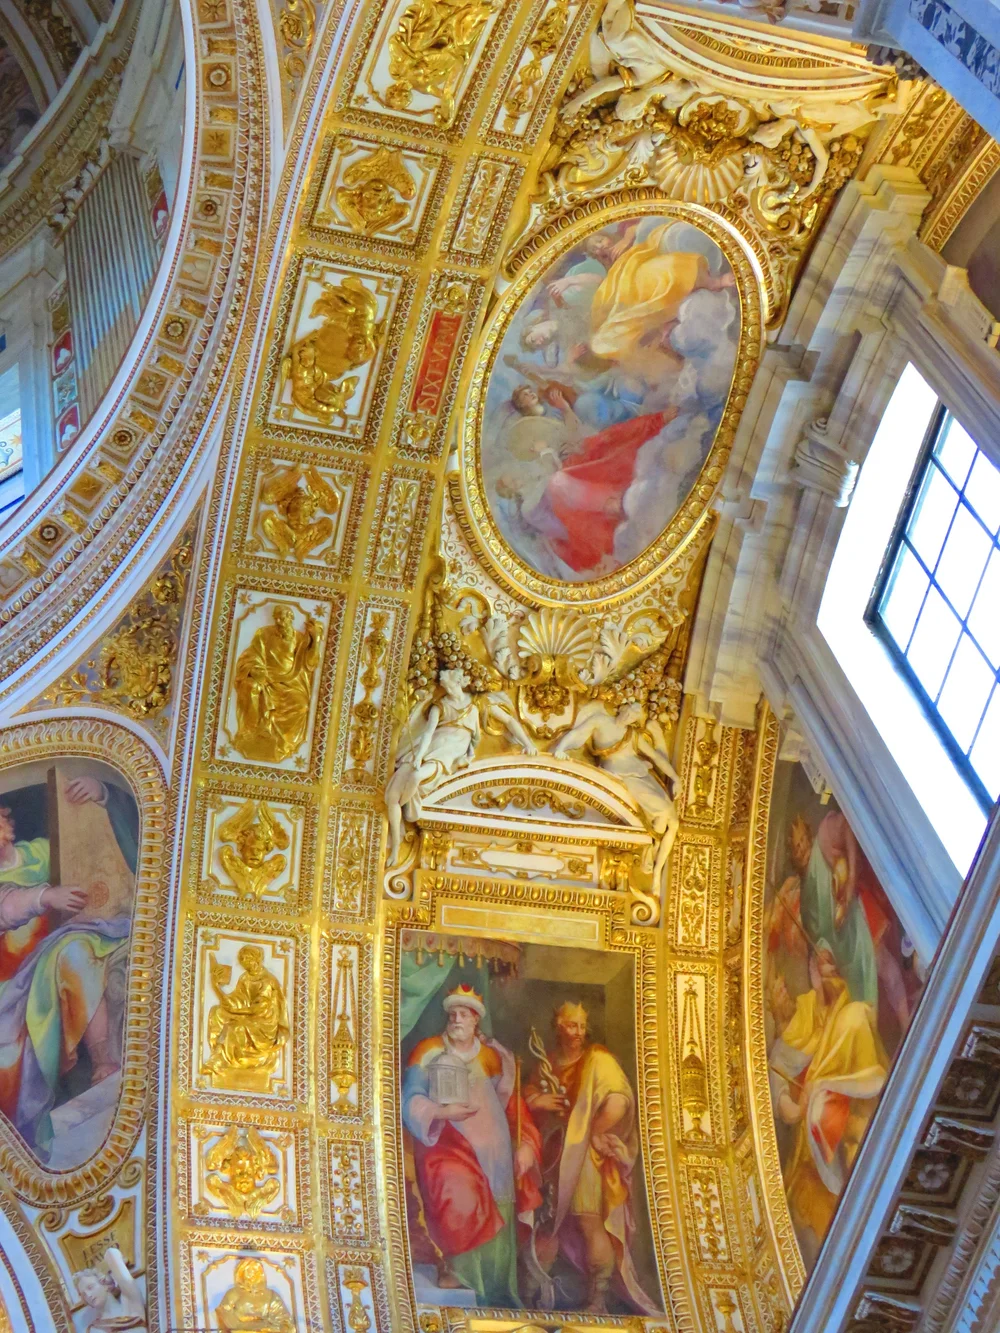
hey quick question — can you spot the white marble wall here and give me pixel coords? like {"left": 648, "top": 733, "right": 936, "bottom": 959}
{"left": 686, "top": 165, "right": 1000, "bottom": 952}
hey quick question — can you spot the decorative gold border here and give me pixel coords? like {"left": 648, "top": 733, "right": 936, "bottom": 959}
{"left": 0, "top": 717, "right": 168, "bottom": 1205}
{"left": 921, "top": 138, "right": 1000, "bottom": 252}
{"left": 378, "top": 873, "right": 677, "bottom": 1333}
{"left": 742, "top": 702, "right": 805, "bottom": 1301}
{"left": 456, "top": 199, "right": 762, "bottom": 608}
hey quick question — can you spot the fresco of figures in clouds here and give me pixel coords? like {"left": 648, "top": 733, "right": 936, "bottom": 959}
{"left": 481, "top": 215, "right": 739, "bottom": 582}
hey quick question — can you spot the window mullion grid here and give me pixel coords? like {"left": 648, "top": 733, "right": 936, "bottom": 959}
{"left": 894, "top": 459, "right": 1000, "bottom": 714}
{"left": 871, "top": 411, "right": 999, "bottom": 810}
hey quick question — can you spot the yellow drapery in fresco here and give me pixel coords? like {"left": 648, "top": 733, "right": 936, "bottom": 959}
{"left": 779, "top": 980, "right": 888, "bottom": 1243}
{"left": 589, "top": 225, "right": 708, "bottom": 361}
{"left": 552, "top": 1045, "right": 659, "bottom": 1316}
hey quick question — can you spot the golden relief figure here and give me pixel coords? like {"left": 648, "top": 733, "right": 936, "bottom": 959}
{"left": 336, "top": 147, "right": 416, "bottom": 234}
{"left": 280, "top": 276, "right": 383, "bottom": 423}
{"left": 383, "top": 0, "right": 496, "bottom": 127}
{"left": 232, "top": 605, "right": 322, "bottom": 764}
{"left": 216, "top": 1258, "right": 294, "bottom": 1333}
{"left": 259, "top": 464, "right": 341, "bottom": 562}
{"left": 217, "top": 801, "right": 290, "bottom": 901}
{"left": 203, "top": 946, "right": 289, "bottom": 1091}
{"left": 204, "top": 1126, "right": 281, "bottom": 1219}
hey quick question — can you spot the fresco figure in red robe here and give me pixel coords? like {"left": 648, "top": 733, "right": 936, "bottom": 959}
{"left": 403, "top": 985, "right": 542, "bottom": 1307}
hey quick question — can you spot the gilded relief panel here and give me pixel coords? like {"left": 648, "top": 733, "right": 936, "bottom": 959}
{"left": 332, "top": 597, "right": 411, "bottom": 793}
{"left": 183, "top": 924, "right": 308, "bottom": 1109}
{"left": 208, "top": 585, "right": 340, "bottom": 781}
{"left": 194, "top": 784, "right": 317, "bottom": 915}
{"left": 443, "top": 155, "right": 524, "bottom": 267}
{"left": 345, "top": 0, "right": 513, "bottom": 135}
{"left": 322, "top": 802, "right": 382, "bottom": 921}
{"left": 180, "top": 1242, "right": 320, "bottom": 1332}
{"left": 329, "top": 1257, "right": 389, "bottom": 1333}
{"left": 260, "top": 255, "right": 414, "bottom": 447}
{"left": 318, "top": 935, "right": 371, "bottom": 1123}
{"left": 321, "top": 1136, "right": 375, "bottom": 1246}
{"left": 181, "top": 1112, "right": 307, "bottom": 1231}
{"left": 483, "top": 0, "right": 590, "bottom": 147}
{"left": 234, "top": 448, "right": 369, "bottom": 580}
{"left": 309, "top": 134, "right": 448, "bottom": 252}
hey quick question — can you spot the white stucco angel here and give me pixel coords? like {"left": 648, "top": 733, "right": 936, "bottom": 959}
{"left": 552, "top": 700, "right": 680, "bottom": 890}
{"left": 73, "top": 1246, "right": 146, "bottom": 1331}
{"left": 386, "top": 667, "right": 537, "bottom": 865}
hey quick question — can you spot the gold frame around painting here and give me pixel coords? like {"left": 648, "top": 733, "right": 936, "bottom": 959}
{"left": 456, "top": 197, "right": 763, "bottom": 609}
{"left": 743, "top": 703, "right": 806, "bottom": 1301}
{"left": 0, "top": 717, "right": 168, "bottom": 1205}
{"left": 378, "top": 871, "right": 679, "bottom": 1332}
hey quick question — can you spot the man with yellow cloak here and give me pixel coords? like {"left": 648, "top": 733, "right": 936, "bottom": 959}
{"left": 769, "top": 947, "right": 889, "bottom": 1264}
{"left": 589, "top": 220, "right": 735, "bottom": 377}
{"left": 524, "top": 1001, "right": 659, "bottom": 1314}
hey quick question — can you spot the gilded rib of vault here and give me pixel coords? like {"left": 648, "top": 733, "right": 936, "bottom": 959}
{"left": 0, "top": 0, "right": 995, "bottom": 1329}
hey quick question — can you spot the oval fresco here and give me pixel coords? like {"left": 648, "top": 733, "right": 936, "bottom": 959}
{"left": 475, "top": 214, "right": 742, "bottom": 588}
{"left": 0, "top": 757, "right": 139, "bottom": 1172}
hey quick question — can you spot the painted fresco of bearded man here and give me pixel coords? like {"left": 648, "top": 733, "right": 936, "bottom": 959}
{"left": 524, "top": 1001, "right": 658, "bottom": 1314}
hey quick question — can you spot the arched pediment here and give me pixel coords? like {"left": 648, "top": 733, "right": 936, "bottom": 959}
{"left": 420, "top": 754, "right": 652, "bottom": 835}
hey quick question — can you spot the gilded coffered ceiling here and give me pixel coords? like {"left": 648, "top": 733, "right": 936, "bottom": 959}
{"left": 0, "top": 0, "right": 995, "bottom": 1330}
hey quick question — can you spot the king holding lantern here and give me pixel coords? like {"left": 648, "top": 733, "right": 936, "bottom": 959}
{"left": 402, "top": 984, "right": 543, "bottom": 1306}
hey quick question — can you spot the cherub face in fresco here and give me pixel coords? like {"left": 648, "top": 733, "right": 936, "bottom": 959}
{"left": 512, "top": 385, "right": 543, "bottom": 416}
{"left": 583, "top": 233, "right": 617, "bottom": 267}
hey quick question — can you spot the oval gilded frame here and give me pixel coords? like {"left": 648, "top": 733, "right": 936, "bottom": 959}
{"left": 0, "top": 718, "right": 168, "bottom": 1206}
{"left": 457, "top": 198, "right": 763, "bottom": 608}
